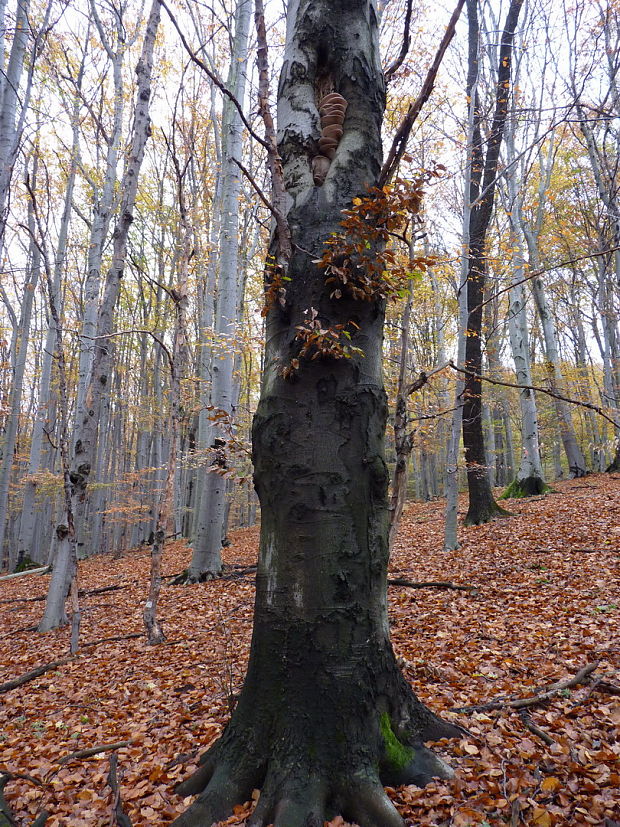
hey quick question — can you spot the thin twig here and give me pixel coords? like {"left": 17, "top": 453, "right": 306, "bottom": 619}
{"left": 449, "top": 361, "right": 620, "bottom": 429}
{"left": 157, "top": 0, "right": 269, "bottom": 150}
{"left": 388, "top": 578, "right": 478, "bottom": 592}
{"left": 453, "top": 661, "right": 599, "bottom": 713}
{"left": 59, "top": 741, "right": 132, "bottom": 765}
{"left": 472, "top": 245, "right": 620, "bottom": 318}
{"left": 379, "top": 0, "right": 465, "bottom": 186}
{"left": 232, "top": 157, "right": 277, "bottom": 217}
{"left": 518, "top": 710, "right": 555, "bottom": 746}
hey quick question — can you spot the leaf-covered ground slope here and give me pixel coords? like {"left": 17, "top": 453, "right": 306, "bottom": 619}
{"left": 1, "top": 474, "right": 618, "bottom": 826}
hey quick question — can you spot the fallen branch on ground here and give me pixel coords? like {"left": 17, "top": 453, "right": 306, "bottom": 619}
{"left": 0, "top": 566, "right": 49, "bottom": 582}
{"left": 59, "top": 742, "right": 132, "bottom": 765}
{"left": 0, "top": 583, "right": 128, "bottom": 606}
{"left": 518, "top": 709, "right": 555, "bottom": 746}
{"left": 0, "top": 626, "right": 37, "bottom": 640}
{"left": 453, "top": 661, "right": 599, "bottom": 713}
{"left": 388, "top": 578, "right": 478, "bottom": 592}
{"left": 82, "top": 633, "right": 142, "bottom": 648}
{"left": 0, "top": 658, "right": 71, "bottom": 694}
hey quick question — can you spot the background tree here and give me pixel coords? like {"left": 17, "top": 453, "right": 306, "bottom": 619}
{"left": 460, "top": 0, "right": 523, "bottom": 525}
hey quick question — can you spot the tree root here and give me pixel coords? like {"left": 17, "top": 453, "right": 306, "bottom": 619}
{"left": 170, "top": 568, "right": 222, "bottom": 586}
{"left": 463, "top": 500, "right": 512, "bottom": 526}
{"left": 501, "top": 476, "right": 551, "bottom": 499}
{"left": 172, "top": 712, "right": 457, "bottom": 827}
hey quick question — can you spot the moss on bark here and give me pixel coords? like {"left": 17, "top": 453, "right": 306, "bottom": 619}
{"left": 501, "top": 475, "right": 551, "bottom": 499}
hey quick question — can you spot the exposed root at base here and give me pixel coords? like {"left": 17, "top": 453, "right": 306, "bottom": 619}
{"left": 463, "top": 501, "right": 512, "bottom": 526}
{"left": 171, "top": 730, "right": 455, "bottom": 827}
{"left": 169, "top": 568, "right": 222, "bottom": 586}
{"left": 501, "top": 476, "right": 551, "bottom": 499}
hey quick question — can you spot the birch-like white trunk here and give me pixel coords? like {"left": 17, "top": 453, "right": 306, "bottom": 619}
{"left": 189, "top": 0, "right": 251, "bottom": 580}
{"left": 0, "top": 0, "right": 30, "bottom": 247}
{"left": 1, "top": 159, "right": 40, "bottom": 569}
{"left": 502, "top": 123, "right": 546, "bottom": 493}
{"left": 40, "top": 0, "right": 161, "bottom": 628}
{"left": 526, "top": 229, "right": 587, "bottom": 477}
{"left": 17, "top": 45, "right": 84, "bottom": 568}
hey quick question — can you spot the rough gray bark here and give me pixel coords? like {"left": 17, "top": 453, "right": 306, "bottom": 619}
{"left": 172, "top": 2, "right": 459, "bottom": 825}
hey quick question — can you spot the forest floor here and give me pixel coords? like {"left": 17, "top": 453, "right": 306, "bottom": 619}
{"left": 0, "top": 473, "right": 619, "bottom": 827}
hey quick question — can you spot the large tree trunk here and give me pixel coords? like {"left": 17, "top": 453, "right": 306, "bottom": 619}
{"left": 172, "top": 1, "right": 459, "bottom": 824}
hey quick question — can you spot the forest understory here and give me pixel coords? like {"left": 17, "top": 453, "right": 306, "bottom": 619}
{"left": 1, "top": 474, "right": 618, "bottom": 827}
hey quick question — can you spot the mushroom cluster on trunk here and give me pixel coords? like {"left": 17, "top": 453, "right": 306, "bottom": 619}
{"left": 312, "top": 92, "right": 348, "bottom": 185}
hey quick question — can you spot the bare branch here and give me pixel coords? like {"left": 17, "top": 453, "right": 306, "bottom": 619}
{"left": 379, "top": 0, "right": 465, "bottom": 187}
{"left": 157, "top": 0, "right": 269, "bottom": 150}
{"left": 449, "top": 361, "right": 620, "bottom": 429}
{"left": 383, "top": 0, "right": 414, "bottom": 83}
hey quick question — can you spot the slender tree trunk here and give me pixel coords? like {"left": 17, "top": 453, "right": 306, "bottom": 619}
{"left": 388, "top": 280, "right": 414, "bottom": 552}
{"left": 526, "top": 235, "right": 588, "bottom": 477}
{"left": 16, "top": 52, "right": 84, "bottom": 568}
{"left": 461, "top": 0, "right": 522, "bottom": 525}
{"left": 1, "top": 156, "right": 40, "bottom": 569}
{"left": 187, "top": 0, "right": 251, "bottom": 581}
{"left": 40, "top": 0, "right": 161, "bottom": 629}
{"left": 0, "top": 0, "right": 30, "bottom": 248}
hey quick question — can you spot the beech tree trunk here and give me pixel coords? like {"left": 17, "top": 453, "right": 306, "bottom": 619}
{"left": 172, "top": 1, "right": 459, "bottom": 824}
{"left": 188, "top": 0, "right": 251, "bottom": 581}
{"left": 461, "top": 0, "right": 522, "bottom": 525}
{"left": 39, "top": 0, "right": 161, "bottom": 630}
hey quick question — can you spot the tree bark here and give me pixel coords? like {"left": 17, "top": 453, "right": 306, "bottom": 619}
{"left": 172, "top": 2, "right": 459, "bottom": 825}
{"left": 39, "top": 0, "right": 161, "bottom": 630}
{"left": 461, "top": 0, "right": 522, "bottom": 525}
{"left": 188, "top": 0, "right": 252, "bottom": 581}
